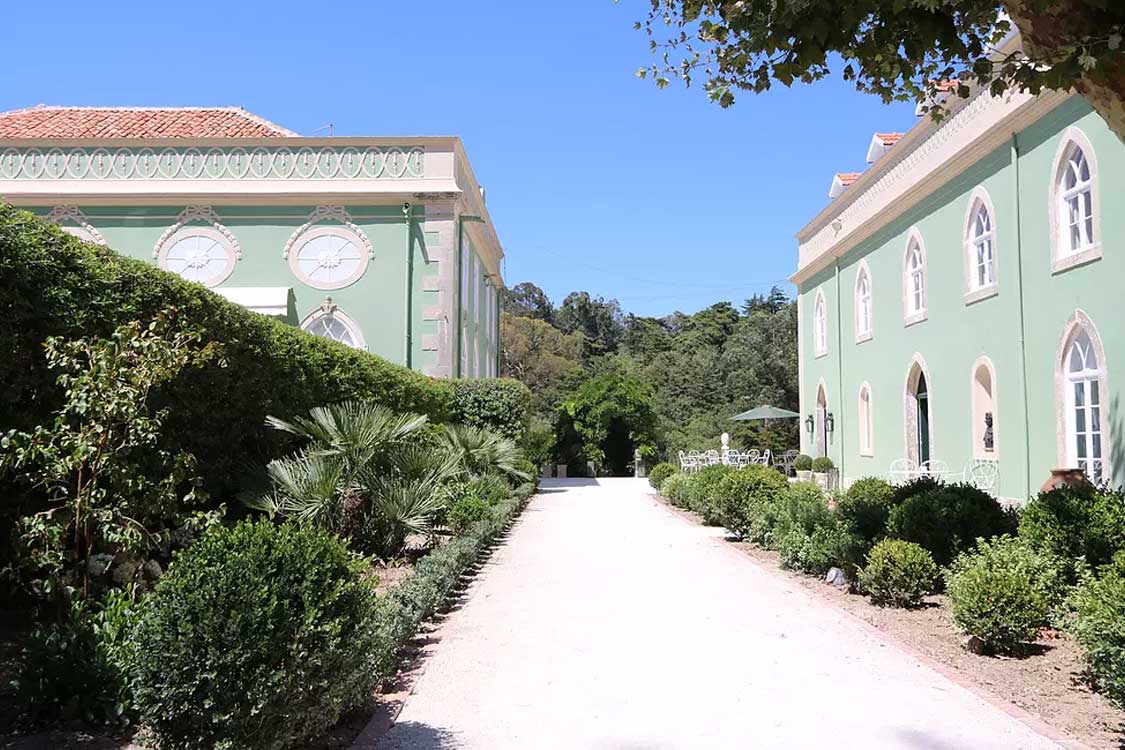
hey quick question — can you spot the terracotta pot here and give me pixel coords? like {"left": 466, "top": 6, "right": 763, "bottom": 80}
{"left": 1040, "top": 467, "right": 1093, "bottom": 493}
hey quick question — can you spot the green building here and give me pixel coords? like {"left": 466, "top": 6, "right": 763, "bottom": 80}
{"left": 794, "top": 83, "right": 1124, "bottom": 501}
{"left": 0, "top": 105, "right": 505, "bottom": 379}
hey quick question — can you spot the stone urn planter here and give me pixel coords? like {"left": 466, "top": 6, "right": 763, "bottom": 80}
{"left": 796, "top": 470, "right": 814, "bottom": 482}
{"left": 1041, "top": 467, "right": 1092, "bottom": 493}
{"left": 813, "top": 472, "right": 829, "bottom": 490}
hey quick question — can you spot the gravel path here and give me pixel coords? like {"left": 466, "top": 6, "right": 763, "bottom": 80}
{"left": 374, "top": 478, "right": 1069, "bottom": 750}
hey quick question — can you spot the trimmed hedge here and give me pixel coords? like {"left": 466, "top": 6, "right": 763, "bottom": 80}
{"left": 0, "top": 205, "right": 452, "bottom": 495}
{"left": 450, "top": 378, "right": 532, "bottom": 443}
{"left": 648, "top": 462, "right": 678, "bottom": 491}
{"left": 1071, "top": 561, "right": 1125, "bottom": 708}
{"left": 886, "top": 483, "right": 1016, "bottom": 567}
{"left": 1019, "top": 485, "right": 1125, "bottom": 575}
{"left": 713, "top": 465, "right": 790, "bottom": 543}
{"left": 859, "top": 540, "right": 937, "bottom": 608}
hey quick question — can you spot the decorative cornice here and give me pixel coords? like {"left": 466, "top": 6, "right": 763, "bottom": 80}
{"left": 45, "top": 205, "right": 105, "bottom": 244}
{"left": 281, "top": 205, "right": 373, "bottom": 260}
{"left": 793, "top": 87, "right": 1071, "bottom": 286}
{"left": 153, "top": 206, "right": 241, "bottom": 259}
{"left": 0, "top": 145, "right": 424, "bottom": 181}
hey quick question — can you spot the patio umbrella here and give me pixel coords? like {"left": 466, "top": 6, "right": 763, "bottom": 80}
{"left": 729, "top": 405, "right": 800, "bottom": 424}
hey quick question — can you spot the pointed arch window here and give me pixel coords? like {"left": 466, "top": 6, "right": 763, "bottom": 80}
{"left": 903, "top": 231, "right": 927, "bottom": 324}
{"left": 855, "top": 263, "right": 873, "bottom": 342}
{"left": 1062, "top": 326, "right": 1105, "bottom": 482}
{"left": 813, "top": 290, "right": 828, "bottom": 357}
{"left": 1050, "top": 129, "right": 1101, "bottom": 273}
{"left": 963, "top": 189, "right": 997, "bottom": 302}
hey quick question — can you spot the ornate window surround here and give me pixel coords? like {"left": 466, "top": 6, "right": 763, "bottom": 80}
{"left": 813, "top": 289, "right": 828, "bottom": 358}
{"left": 903, "top": 353, "right": 936, "bottom": 467}
{"left": 962, "top": 186, "right": 999, "bottom": 304}
{"left": 1049, "top": 127, "right": 1101, "bottom": 275}
{"left": 902, "top": 228, "right": 928, "bottom": 326}
{"left": 854, "top": 260, "right": 873, "bottom": 344}
{"left": 969, "top": 356, "right": 999, "bottom": 460}
{"left": 300, "top": 297, "right": 366, "bottom": 350}
{"left": 284, "top": 207, "right": 372, "bottom": 291}
{"left": 46, "top": 205, "right": 105, "bottom": 245}
{"left": 153, "top": 206, "right": 240, "bottom": 287}
{"left": 1054, "top": 310, "right": 1110, "bottom": 479}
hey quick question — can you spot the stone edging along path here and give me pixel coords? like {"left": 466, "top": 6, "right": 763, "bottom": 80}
{"left": 649, "top": 491, "right": 1096, "bottom": 750}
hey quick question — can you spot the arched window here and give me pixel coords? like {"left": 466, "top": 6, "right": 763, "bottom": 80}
{"left": 1050, "top": 129, "right": 1101, "bottom": 273}
{"left": 903, "top": 231, "right": 927, "bottom": 323}
{"left": 858, "top": 383, "right": 874, "bottom": 456}
{"left": 964, "top": 189, "right": 997, "bottom": 299}
{"left": 970, "top": 357, "right": 998, "bottom": 459}
{"left": 157, "top": 227, "right": 238, "bottom": 287}
{"left": 854, "top": 263, "right": 873, "bottom": 342}
{"left": 813, "top": 290, "right": 828, "bottom": 356}
{"left": 284, "top": 207, "right": 373, "bottom": 291}
{"left": 301, "top": 299, "right": 365, "bottom": 350}
{"left": 1057, "top": 316, "right": 1107, "bottom": 483}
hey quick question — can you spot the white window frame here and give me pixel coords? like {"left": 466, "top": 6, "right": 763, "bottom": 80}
{"left": 858, "top": 382, "right": 874, "bottom": 457}
{"left": 813, "top": 289, "right": 828, "bottom": 358}
{"left": 1049, "top": 127, "right": 1101, "bottom": 274}
{"left": 156, "top": 225, "right": 238, "bottom": 288}
{"left": 1055, "top": 312, "right": 1109, "bottom": 483}
{"left": 300, "top": 299, "right": 366, "bottom": 350}
{"left": 854, "top": 261, "right": 873, "bottom": 343}
{"left": 963, "top": 187, "right": 998, "bottom": 304}
{"left": 970, "top": 356, "right": 999, "bottom": 460}
{"left": 902, "top": 228, "right": 927, "bottom": 326}
{"left": 287, "top": 225, "right": 370, "bottom": 291}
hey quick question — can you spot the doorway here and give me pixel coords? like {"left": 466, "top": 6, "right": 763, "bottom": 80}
{"left": 905, "top": 358, "right": 933, "bottom": 467}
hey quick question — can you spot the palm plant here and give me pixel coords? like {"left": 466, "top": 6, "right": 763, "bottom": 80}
{"left": 359, "top": 447, "right": 461, "bottom": 555}
{"left": 439, "top": 424, "right": 531, "bottom": 483}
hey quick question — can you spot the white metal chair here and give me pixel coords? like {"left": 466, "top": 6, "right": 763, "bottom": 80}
{"left": 758, "top": 449, "right": 773, "bottom": 466}
{"left": 919, "top": 459, "right": 951, "bottom": 480}
{"left": 888, "top": 458, "right": 919, "bottom": 484}
{"left": 963, "top": 459, "right": 999, "bottom": 492}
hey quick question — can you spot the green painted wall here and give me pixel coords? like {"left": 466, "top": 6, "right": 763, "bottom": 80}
{"left": 32, "top": 204, "right": 444, "bottom": 370}
{"left": 798, "top": 96, "right": 1123, "bottom": 500}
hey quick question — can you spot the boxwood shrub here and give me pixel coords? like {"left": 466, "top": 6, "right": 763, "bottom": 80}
{"left": 450, "top": 378, "right": 532, "bottom": 442}
{"left": 686, "top": 464, "right": 737, "bottom": 523}
{"left": 836, "top": 477, "right": 896, "bottom": 546}
{"left": 0, "top": 205, "right": 452, "bottom": 497}
{"left": 886, "top": 483, "right": 1016, "bottom": 567}
{"left": 660, "top": 473, "right": 693, "bottom": 507}
{"left": 713, "top": 465, "right": 791, "bottom": 543}
{"left": 128, "top": 520, "right": 388, "bottom": 750}
{"left": 648, "top": 462, "right": 678, "bottom": 491}
{"left": 774, "top": 484, "right": 857, "bottom": 575}
{"left": 946, "top": 536, "right": 1064, "bottom": 653}
{"left": 859, "top": 539, "right": 937, "bottom": 608}
{"left": 1019, "top": 485, "right": 1125, "bottom": 575}
{"left": 1070, "top": 561, "right": 1125, "bottom": 708}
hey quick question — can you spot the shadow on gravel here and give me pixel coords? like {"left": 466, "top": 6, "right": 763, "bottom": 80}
{"left": 379, "top": 721, "right": 461, "bottom": 749}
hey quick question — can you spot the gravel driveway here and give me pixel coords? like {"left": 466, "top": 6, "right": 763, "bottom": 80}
{"left": 373, "top": 478, "right": 1069, "bottom": 750}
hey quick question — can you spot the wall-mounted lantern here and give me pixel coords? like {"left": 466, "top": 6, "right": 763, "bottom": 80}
{"left": 825, "top": 411, "right": 835, "bottom": 435}
{"left": 805, "top": 414, "right": 815, "bottom": 433}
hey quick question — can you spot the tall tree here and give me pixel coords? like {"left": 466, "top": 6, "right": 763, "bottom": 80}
{"left": 500, "top": 282, "right": 556, "bottom": 324}
{"left": 634, "top": 1, "right": 1125, "bottom": 140}
{"left": 556, "top": 291, "right": 626, "bottom": 358}
{"left": 499, "top": 312, "right": 584, "bottom": 416}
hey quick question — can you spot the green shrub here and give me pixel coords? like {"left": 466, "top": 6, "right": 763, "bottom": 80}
{"left": 0, "top": 205, "right": 452, "bottom": 501}
{"left": 1020, "top": 485, "right": 1125, "bottom": 575}
{"left": 713, "top": 465, "right": 791, "bottom": 542}
{"left": 660, "top": 473, "right": 693, "bottom": 507}
{"left": 1070, "top": 564, "right": 1125, "bottom": 707}
{"left": 686, "top": 464, "right": 737, "bottom": 523}
{"left": 886, "top": 484, "right": 1017, "bottom": 567}
{"left": 794, "top": 454, "right": 813, "bottom": 471}
{"left": 859, "top": 540, "right": 937, "bottom": 607}
{"left": 775, "top": 485, "right": 857, "bottom": 575}
{"left": 889, "top": 475, "right": 943, "bottom": 506}
{"left": 811, "top": 456, "right": 834, "bottom": 473}
{"left": 447, "top": 494, "right": 491, "bottom": 535}
{"left": 128, "top": 521, "right": 387, "bottom": 750}
{"left": 450, "top": 378, "right": 532, "bottom": 443}
{"left": 13, "top": 587, "right": 139, "bottom": 725}
{"left": 946, "top": 536, "right": 1063, "bottom": 653}
{"left": 837, "top": 477, "right": 896, "bottom": 545}
{"left": 648, "top": 462, "right": 678, "bottom": 490}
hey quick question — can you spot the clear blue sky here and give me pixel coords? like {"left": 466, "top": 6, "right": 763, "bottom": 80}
{"left": 2, "top": 0, "right": 918, "bottom": 317}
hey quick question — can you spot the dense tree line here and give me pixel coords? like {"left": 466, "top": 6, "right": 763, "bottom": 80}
{"left": 500, "top": 282, "right": 799, "bottom": 473}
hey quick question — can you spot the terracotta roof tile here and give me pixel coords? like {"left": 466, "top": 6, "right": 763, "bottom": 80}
{"left": 836, "top": 172, "right": 861, "bottom": 187}
{"left": 873, "top": 132, "right": 903, "bottom": 146}
{"left": 0, "top": 106, "right": 297, "bottom": 139}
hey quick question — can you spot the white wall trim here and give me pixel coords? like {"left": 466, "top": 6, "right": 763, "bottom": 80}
{"left": 46, "top": 205, "right": 105, "bottom": 245}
